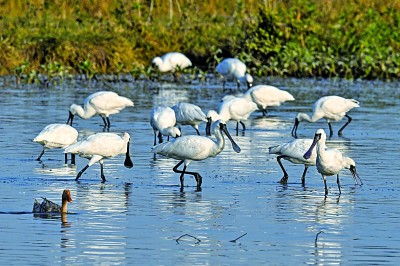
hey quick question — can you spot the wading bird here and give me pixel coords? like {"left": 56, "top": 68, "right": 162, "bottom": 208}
{"left": 172, "top": 102, "right": 208, "bottom": 135}
{"left": 292, "top": 95, "right": 359, "bottom": 138}
{"left": 207, "top": 96, "right": 257, "bottom": 134}
{"left": 269, "top": 138, "right": 316, "bottom": 185}
{"left": 33, "top": 189, "right": 73, "bottom": 213}
{"left": 152, "top": 120, "right": 241, "bottom": 191}
{"left": 67, "top": 91, "right": 134, "bottom": 129}
{"left": 303, "top": 128, "right": 362, "bottom": 195}
{"left": 65, "top": 132, "right": 133, "bottom": 182}
{"left": 33, "top": 123, "right": 78, "bottom": 164}
{"left": 216, "top": 58, "right": 253, "bottom": 89}
{"left": 243, "top": 85, "right": 295, "bottom": 116}
{"left": 152, "top": 52, "right": 192, "bottom": 81}
{"left": 150, "top": 106, "right": 181, "bottom": 145}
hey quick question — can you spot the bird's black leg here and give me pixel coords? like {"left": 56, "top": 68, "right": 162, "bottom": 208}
{"left": 327, "top": 122, "right": 333, "bottom": 138}
{"left": 101, "top": 116, "right": 108, "bottom": 128}
{"left": 336, "top": 174, "right": 341, "bottom": 194}
{"left": 36, "top": 149, "right": 45, "bottom": 161}
{"left": 301, "top": 165, "right": 309, "bottom": 186}
{"left": 262, "top": 109, "right": 268, "bottom": 117}
{"left": 338, "top": 114, "right": 352, "bottom": 136}
{"left": 76, "top": 165, "right": 90, "bottom": 181}
{"left": 71, "top": 154, "right": 76, "bottom": 165}
{"left": 240, "top": 121, "right": 246, "bottom": 131}
{"left": 64, "top": 153, "right": 68, "bottom": 164}
{"left": 173, "top": 160, "right": 202, "bottom": 190}
{"left": 158, "top": 132, "right": 163, "bottom": 144}
{"left": 195, "top": 128, "right": 200, "bottom": 135}
{"left": 277, "top": 156, "right": 289, "bottom": 184}
{"left": 153, "top": 130, "right": 157, "bottom": 146}
{"left": 100, "top": 162, "right": 106, "bottom": 182}
{"left": 106, "top": 117, "right": 111, "bottom": 129}
{"left": 323, "top": 175, "right": 328, "bottom": 195}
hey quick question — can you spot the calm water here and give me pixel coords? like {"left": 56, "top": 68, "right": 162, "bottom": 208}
{"left": 0, "top": 77, "right": 399, "bottom": 265}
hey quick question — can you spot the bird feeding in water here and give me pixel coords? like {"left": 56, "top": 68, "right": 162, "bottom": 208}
{"left": 151, "top": 52, "right": 192, "bottom": 81}
{"left": 33, "top": 123, "right": 78, "bottom": 165}
{"left": 243, "top": 85, "right": 295, "bottom": 116}
{"left": 216, "top": 58, "right": 253, "bottom": 89}
{"left": 303, "top": 128, "right": 363, "bottom": 195}
{"left": 207, "top": 95, "right": 257, "bottom": 135}
{"left": 152, "top": 120, "right": 241, "bottom": 191}
{"left": 171, "top": 102, "right": 208, "bottom": 135}
{"left": 67, "top": 91, "right": 134, "bottom": 129}
{"left": 292, "top": 95, "right": 359, "bottom": 138}
{"left": 150, "top": 106, "right": 181, "bottom": 145}
{"left": 33, "top": 189, "right": 73, "bottom": 214}
{"left": 269, "top": 138, "right": 316, "bottom": 185}
{"left": 64, "top": 132, "right": 133, "bottom": 182}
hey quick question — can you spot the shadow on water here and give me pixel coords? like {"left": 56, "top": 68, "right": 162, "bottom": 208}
{"left": 0, "top": 77, "right": 399, "bottom": 264}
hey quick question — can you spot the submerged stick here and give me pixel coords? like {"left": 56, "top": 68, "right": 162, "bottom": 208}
{"left": 176, "top": 234, "right": 201, "bottom": 244}
{"left": 229, "top": 233, "right": 247, "bottom": 242}
{"left": 315, "top": 231, "right": 324, "bottom": 246}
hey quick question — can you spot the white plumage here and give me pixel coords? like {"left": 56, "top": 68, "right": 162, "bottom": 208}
{"left": 207, "top": 96, "right": 258, "bottom": 134}
{"left": 152, "top": 120, "right": 241, "bottom": 190}
{"left": 152, "top": 52, "right": 192, "bottom": 81}
{"left": 292, "top": 95, "right": 359, "bottom": 137}
{"left": 65, "top": 132, "right": 133, "bottom": 182}
{"left": 243, "top": 85, "right": 295, "bottom": 116}
{"left": 171, "top": 102, "right": 208, "bottom": 135}
{"left": 33, "top": 123, "right": 78, "bottom": 164}
{"left": 303, "top": 128, "right": 362, "bottom": 195}
{"left": 150, "top": 106, "right": 181, "bottom": 145}
{"left": 216, "top": 58, "right": 253, "bottom": 89}
{"left": 67, "top": 91, "right": 134, "bottom": 129}
{"left": 269, "top": 138, "right": 316, "bottom": 185}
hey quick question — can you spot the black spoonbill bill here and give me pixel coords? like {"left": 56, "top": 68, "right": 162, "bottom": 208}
{"left": 150, "top": 106, "right": 181, "bottom": 145}
{"left": 151, "top": 52, "right": 192, "bottom": 81}
{"left": 292, "top": 95, "right": 359, "bottom": 138}
{"left": 152, "top": 120, "right": 241, "bottom": 191}
{"left": 269, "top": 138, "right": 316, "bottom": 185}
{"left": 67, "top": 91, "right": 134, "bottom": 129}
{"left": 243, "top": 85, "right": 295, "bottom": 116}
{"left": 65, "top": 132, "right": 133, "bottom": 182}
{"left": 207, "top": 96, "right": 257, "bottom": 134}
{"left": 172, "top": 102, "right": 208, "bottom": 135}
{"left": 33, "top": 189, "right": 73, "bottom": 213}
{"left": 33, "top": 123, "right": 78, "bottom": 164}
{"left": 216, "top": 58, "right": 253, "bottom": 89}
{"left": 303, "top": 128, "right": 363, "bottom": 195}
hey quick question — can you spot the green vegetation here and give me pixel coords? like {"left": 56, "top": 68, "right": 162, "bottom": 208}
{"left": 1, "top": 0, "right": 399, "bottom": 82}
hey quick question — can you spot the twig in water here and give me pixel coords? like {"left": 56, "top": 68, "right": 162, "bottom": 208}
{"left": 315, "top": 231, "right": 324, "bottom": 246}
{"left": 176, "top": 234, "right": 201, "bottom": 244}
{"left": 229, "top": 233, "right": 247, "bottom": 242}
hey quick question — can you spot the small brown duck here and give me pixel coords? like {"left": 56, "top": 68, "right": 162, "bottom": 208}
{"left": 33, "top": 189, "right": 73, "bottom": 213}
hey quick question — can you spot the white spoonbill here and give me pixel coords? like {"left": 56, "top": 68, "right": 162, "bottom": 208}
{"left": 303, "top": 128, "right": 362, "bottom": 195}
{"left": 269, "top": 138, "right": 316, "bottom": 185}
{"left": 172, "top": 102, "right": 208, "bottom": 135}
{"left": 152, "top": 120, "right": 241, "bottom": 191}
{"left": 216, "top": 58, "right": 253, "bottom": 89}
{"left": 33, "top": 123, "right": 78, "bottom": 164}
{"left": 243, "top": 85, "right": 295, "bottom": 116}
{"left": 207, "top": 96, "right": 258, "bottom": 134}
{"left": 33, "top": 189, "right": 73, "bottom": 214}
{"left": 64, "top": 132, "right": 133, "bottom": 182}
{"left": 292, "top": 95, "right": 359, "bottom": 138}
{"left": 67, "top": 91, "right": 134, "bottom": 129}
{"left": 152, "top": 52, "right": 192, "bottom": 81}
{"left": 150, "top": 106, "right": 181, "bottom": 145}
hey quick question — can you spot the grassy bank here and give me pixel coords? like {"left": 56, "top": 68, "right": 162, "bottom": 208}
{"left": 1, "top": 0, "right": 399, "bottom": 82}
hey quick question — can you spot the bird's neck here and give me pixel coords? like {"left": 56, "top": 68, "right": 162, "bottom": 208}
{"left": 72, "top": 104, "right": 96, "bottom": 119}
{"left": 61, "top": 199, "right": 69, "bottom": 213}
{"left": 298, "top": 113, "right": 318, "bottom": 123}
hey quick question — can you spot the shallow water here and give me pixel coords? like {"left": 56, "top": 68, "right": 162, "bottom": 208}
{"left": 0, "top": 77, "right": 399, "bottom": 264}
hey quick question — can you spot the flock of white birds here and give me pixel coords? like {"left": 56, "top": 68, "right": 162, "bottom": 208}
{"left": 33, "top": 52, "right": 362, "bottom": 196}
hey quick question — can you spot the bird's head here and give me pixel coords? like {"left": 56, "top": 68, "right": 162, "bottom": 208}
{"left": 62, "top": 189, "right": 73, "bottom": 203}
